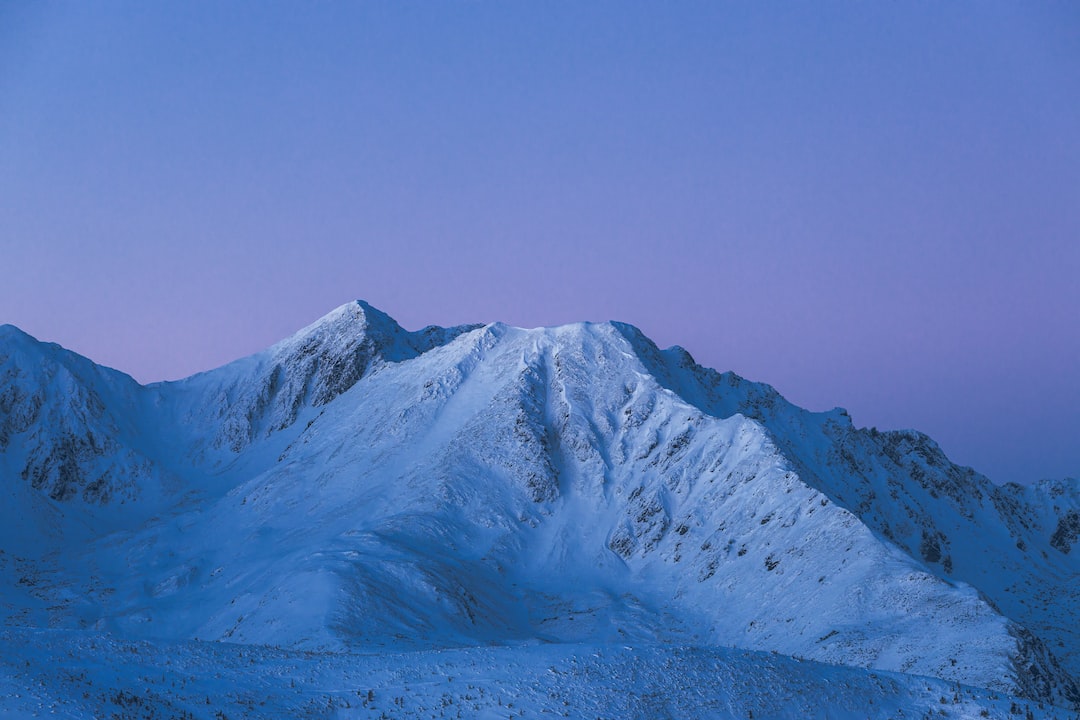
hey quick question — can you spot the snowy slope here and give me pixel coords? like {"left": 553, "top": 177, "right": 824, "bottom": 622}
{"left": 0, "top": 325, "right": 168, "bottom": 511}
{"left": 1, "top": 301, "right": 1077, "bottom": 713}
{"left": 2, "top": 627, "right": 1072, "bottom": 720}
{"left": 636, "top": 337, "right": 1080, "bottom": 689}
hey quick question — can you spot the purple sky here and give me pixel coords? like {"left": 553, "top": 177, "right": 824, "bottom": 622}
{"left": 1, "top": 2, "right": 1078, "bottom": 485}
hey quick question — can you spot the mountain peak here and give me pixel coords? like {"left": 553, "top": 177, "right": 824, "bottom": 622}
{"left": 185, "top": 301, "right": 484, "bottom": 451}
{"left": 0, "top": 323, "right": 42, "bottom": 350}
{"left": 273, "top": 299, "right": 405, "bottom": 357}
{"left": 324, "top": 299, "right": 399, "bottom": 330}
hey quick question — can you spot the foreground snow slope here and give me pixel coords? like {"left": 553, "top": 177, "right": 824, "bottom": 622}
{"left": 1, "top": 301, "right": 1077, "bottom": 711}
{"left": 4, "top": 627, "right": 1073, "bottom": 720}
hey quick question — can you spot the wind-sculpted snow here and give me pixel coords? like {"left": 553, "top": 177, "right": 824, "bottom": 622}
{"left": 1, "top": 302, "right": 1078, "bottom": 714}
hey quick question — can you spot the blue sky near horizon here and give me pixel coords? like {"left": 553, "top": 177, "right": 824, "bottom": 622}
{"left": 1, "top": 2, "right": 1078, "bottom": 485}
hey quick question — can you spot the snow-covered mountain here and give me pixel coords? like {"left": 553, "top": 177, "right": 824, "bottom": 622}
{"left": 1, "top": 301, "right": 1077, "bottom": 717}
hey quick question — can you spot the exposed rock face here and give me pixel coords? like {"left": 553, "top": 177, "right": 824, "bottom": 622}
{"left": 0, "top": 326, "right": 159, "bottom": 507}
{"left": 1051, "top": 511, "right": 1080, "bottom": 554}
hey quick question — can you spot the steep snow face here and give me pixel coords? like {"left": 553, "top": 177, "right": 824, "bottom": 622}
{"left": 0, "top": 326, "right": 168, "bottom": 514}
{"left": 1, "top": 303, "right": 1078, "bottom": 709}
{"left": 630, "top": 334, "right": 1080, "bottom": 699}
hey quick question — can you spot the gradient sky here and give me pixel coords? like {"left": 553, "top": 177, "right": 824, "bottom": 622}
{"left": 1, "top": 2, "right": 1078, "bottom": 485}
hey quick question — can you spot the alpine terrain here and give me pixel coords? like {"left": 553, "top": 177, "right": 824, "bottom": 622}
{"left": 1, "top": 300, "right": 1077, "bottom": 719}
